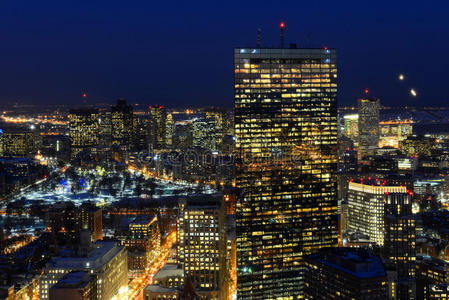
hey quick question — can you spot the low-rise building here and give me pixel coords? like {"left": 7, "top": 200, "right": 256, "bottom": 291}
{"left": 304, "top": 247, "right": 388, "bottom": 299}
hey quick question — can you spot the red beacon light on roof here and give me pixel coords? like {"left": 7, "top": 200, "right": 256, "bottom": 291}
{"left": 364, "top": 88, "right": 369, "bottom": 95}
{"left": 280, "top": 21, "right": 285, "bottom": 29}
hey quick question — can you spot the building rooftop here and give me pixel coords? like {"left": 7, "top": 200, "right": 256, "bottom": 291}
{"left": 416, "top": 254, "right": 449, "bottom": 271}
{"left": 308, "top": 247, "right": 386, "bottom": 279}
{"left": 145, "top": 284, "right": 178, "bottom": 294}
{"left": 47, "top": 241, "right": 124, "bottom": 270}
{"left": 153, "top": 264, "right": 183, "bottom": 280}
{"left": 51, "top": 271, "right": 93, "bottom": 289}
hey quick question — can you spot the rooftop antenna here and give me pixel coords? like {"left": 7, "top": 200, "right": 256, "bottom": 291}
{"left": 82, "top": 92, "right": 87, "bottom": 105}
{"left": 257, "top": 28, "right": 261, "bottom": 48}
{"left": 280, "top": 21, "right": 285, "bottom": 48}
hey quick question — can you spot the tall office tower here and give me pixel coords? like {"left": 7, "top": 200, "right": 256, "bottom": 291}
{"left": 358, "top": 97, "right": 380, "bottom": 162}
{"left": 111, "top": 99, "right": 134, "bottom": 147}
{"left": 99, "top": 110, "right": 112, "bottom": 147}
{"left": 133, "top": 116, "right": 151, "bottom": 151}
{"left": 304, "top": 248, "right": 388, "bottom": 299}
{"left": 149, "top": 105, "right": 166, "bottom": 149}
{"left": 347, "top": 179, "right": 406, "bottom": 245}
{"left": 68, "top": 108, "right": 100, "bottom": 157}
{"left": 342, "top": 113, "right": 359, "bottom": 145}
{"left": 166, "top": 112, "right": 175, "bottom": 147}
{"left": 178, "top": 195, "right": 223, "bottom": 299}
{"left": 234, "top": 47, "right": 338, "bottom": 298}
{"left": 193, "top": 118, "right": 217, "bottom": 150}
{"left": 172, "top": 123, "right": 193, "bottom": 150}
{"left": 385, "top": 192, "right": 416, "bottom": 299}
{"left": 205, "top": 108, "right": 227, "bottom": 148}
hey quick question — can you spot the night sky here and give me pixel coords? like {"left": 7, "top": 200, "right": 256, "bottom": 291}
{"left": 0, "top": 1, "right": 448, "bottom": 108}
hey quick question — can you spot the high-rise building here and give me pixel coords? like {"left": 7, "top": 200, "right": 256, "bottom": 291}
{"left": 304, "top": 247, "right": 388, "bottom": 299}
{"left": 76, "top": 202, "right": 103, "bottom": 242}
{"left": 178, "top": 195, "right": 223, "bottom": 299}
{"left": 149, "top": 105, "right": 166, "bottom": 149}
{"left": 68, "top": 108, "right": 100, "bottom": 156}
{"left": 111, "top": 99, "right": 134, "bottom": 147}
{"left": 385, "top": 192, "right": 416, "bottom": 298}
{"left": 358, "top": 97, "right": 380, "bottom": 162}
{"left": 193, "top": 118, "right": 216, "bottom": 150}
{"left": 172, "top": 123, "right": 193, "bottom": 150}
{"left": 342, "top": 113, "right": 359, "bottom": 145}
{"left": 205, "top": 108, "right": 227, "bottom": 149}
{"left": 40, "top": 239, "right": 128, "bottom": 300}
{"left": 99, "top": 110, "right": 112, "bottom": 147}
{"left": 166, "top": 112, "right": 175, "bottom": 147}
{"left": 234, "top": 47, "right": 338, "bottom": 298}
{"left": 347, "top": 180, "right": 406, "bottom": 245}
{"left": 1, "top": 129, "right": 35, "bottom": 157}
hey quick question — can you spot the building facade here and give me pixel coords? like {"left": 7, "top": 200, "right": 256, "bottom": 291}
{"left": 347, "top": 180, "right": 406, "bottom": 245}
{"left": 149, "top": 105, "right": 166, "bottom": 149}
{"left": 111, "top": 99, "right": 134, "bottom": 147}
{"left": 234, "top": 47, "right": 338, "bottom": 298}
{"left": 178, "top": 196, "right": 223, "bottom": 299}
{"left": 40, "top": 241, "right": 128, "bottom": 300}
{"left": 357, "top": 97, "right": 380, "bottom": 162}
{"left": 68, "top": 109, "right": 100, "bottom": 156}
{"left": 304, "top": 247, "right": 388, "bottom": 299}
{"left": 385, "top": 192, "right": 416, "bottom": 298}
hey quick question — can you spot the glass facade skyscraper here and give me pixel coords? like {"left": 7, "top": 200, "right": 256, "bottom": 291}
{"left": 234, "top": 48, "right": 338, "bottom": 298}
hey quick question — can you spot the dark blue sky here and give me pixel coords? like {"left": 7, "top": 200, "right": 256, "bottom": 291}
{"left": 0, "top": 1, "right": 448, "bottom": 108}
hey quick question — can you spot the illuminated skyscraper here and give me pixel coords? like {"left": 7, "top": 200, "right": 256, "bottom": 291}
{"left": 384, "top": 192, "right": 416, "bottom": 299}
{"left": 166, "top": 112, "right": 175, "bottom": 147}
{"left": 358, "top": 97, "right": 380, "bottom": 161}
{"left": 111, "top": 99, "right": 134, "bottom": 147}
{"left": 68, "top": 108, "right": 100, "bottom": 156}
{"left": 178, "top": 195, "right": 223, "bottom": 299}
{"left": 149, "top": 105, "right": 166, "bottom": 149}
{"left": 234, "top": 47, "right": 338, "bottom": 298}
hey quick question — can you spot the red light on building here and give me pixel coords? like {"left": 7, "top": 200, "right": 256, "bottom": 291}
{"left": 324, "top": 46, "right": 328, "bottom": 50}
{"left": 82, "top": 92, "right": 87, "bottom": 98}
{"left": 364, "top": 88, "right": 369, "bottom": 95}
{"left": 280, "top": 21, "right": 285, "bottom": 29}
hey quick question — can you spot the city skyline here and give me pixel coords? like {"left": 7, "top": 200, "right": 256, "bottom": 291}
{"left": 2, "top": 3, "right": 449, "bottom": 300}
{"left": 0, "top": 1, "right": 448, "bottom": 107}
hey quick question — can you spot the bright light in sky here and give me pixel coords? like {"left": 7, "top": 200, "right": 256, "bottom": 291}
{"left": 410, "top": 89, "right": 417, "bottom": 97}
{"left": 399, "top": 74, "right": 404, "bottom": 81}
